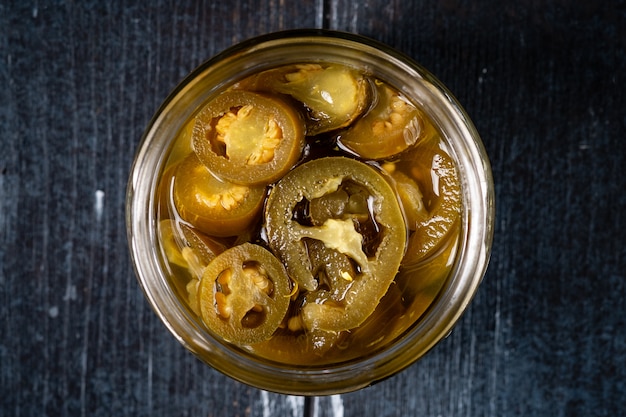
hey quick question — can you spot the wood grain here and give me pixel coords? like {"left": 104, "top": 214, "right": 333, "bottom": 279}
{"left": 1, "top": 1, "right": 625, "bottom": 416}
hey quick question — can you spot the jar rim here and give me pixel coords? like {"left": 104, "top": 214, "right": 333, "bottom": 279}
{"left": 126, "top": 29, "right": 495, "bottom": 395}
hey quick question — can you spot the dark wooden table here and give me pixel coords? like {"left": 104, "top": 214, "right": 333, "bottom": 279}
{"left": 2, "top": 1, "right": 625, "bottom": 416}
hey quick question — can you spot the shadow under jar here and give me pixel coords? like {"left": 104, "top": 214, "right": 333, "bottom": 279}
{"left": 126, "top": 30, "right": 494, "bottom": 395}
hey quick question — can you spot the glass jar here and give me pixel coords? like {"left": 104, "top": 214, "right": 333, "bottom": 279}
{"left": 126, "top": 30, "right": 494, "bottom": 395}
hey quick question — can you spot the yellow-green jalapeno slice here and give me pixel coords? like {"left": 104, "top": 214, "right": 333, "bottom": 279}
{"left": 339, "top": 81, "right": 423, "bottom": 159}
{"left": 158, "top": 219, "right": 227, "bottom": 315}
{"left": 402, "top": 149, "right": 461, "bottom": 266}
{"left": 238, "top": 64, "right": 371, "bottom": 136}
{"left": 172, "top": 154, "right": 266, "bottom": 237}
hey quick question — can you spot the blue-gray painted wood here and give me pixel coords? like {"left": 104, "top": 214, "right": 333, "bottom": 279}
{"left": 1, "top": 1, "right": 625, "bottom": 416}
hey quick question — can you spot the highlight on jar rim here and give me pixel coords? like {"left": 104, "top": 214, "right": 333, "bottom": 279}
{"left": 126, "top": 30, "right": 494, "bottom": 395}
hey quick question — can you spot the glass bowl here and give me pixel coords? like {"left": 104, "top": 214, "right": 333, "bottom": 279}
{"left": 126, "top": 29, "right": 494, "bottom": 395}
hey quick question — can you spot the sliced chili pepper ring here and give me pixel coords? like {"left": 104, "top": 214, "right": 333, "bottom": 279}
{"left": 403, "top": 150, "right": 462, "bottom": 266}
{"left": 198, "top": 243, "right": 291, "bottom": 345}
{"left": 192, "top": 90, "right": 305, "bottom": 185}
{"left": 264, "top": 157, "right": 407, "bottom": 332}
{"left": 236, "top": 64, "right": 371, "bottom": 135}
{"left": 172, "top": 154, "right": 266, "bottom": 238}
{"left": 339, "top": 82, "right": 423, "bottom": 159}
{"left": 158, "top": 219, "right": 228, "bottom": 315}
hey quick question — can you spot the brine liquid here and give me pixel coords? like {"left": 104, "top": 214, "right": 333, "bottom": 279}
{"left": 155, "top": 63, "right": 462, "bottom": 365}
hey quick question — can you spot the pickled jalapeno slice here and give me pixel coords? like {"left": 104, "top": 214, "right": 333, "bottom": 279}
{"left": 389, "top": 170, "right": 428, "bottom": 229}
{"left": 339, "top": 81, "right": 423, "bottom": 159}
{"left": 264, "top": 157, "right": 407, "bottom": 332}
{"left": 158, "top": 219, "right": 227, "bottom": 314}
{"left": 172, "top": 154, "right": 266, "bottom": 237}
{"left": 158, "top": 219, "right": 227, "bottom": 276}
{"left": 402, "top": 150, "right": 461, "bottom": 265}
{"left": 239, "top": 64, "right": 371, "bottom": 135}
{"left": 198, "top": 243, "right": 291, "bottom": 345}
{"left": 193, "top": 90, "right": 305, "bottom": 185}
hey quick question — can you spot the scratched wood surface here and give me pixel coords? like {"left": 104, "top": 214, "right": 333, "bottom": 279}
{"left": 1, "top": 1, "right": 625, "bottom": 416}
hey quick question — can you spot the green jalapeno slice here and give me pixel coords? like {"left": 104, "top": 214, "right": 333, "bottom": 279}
{"left": 402, "top": 149, "right": 462, "bottom": 266}
{"left": 264, "top": 157, "right": 407, "bottom": 332}
{"left": 158, "top": 219, "right": 227, "bottom": 314}
{"left": 339, "top": 81, "right": 423, "bottom": 159}
{"left": 172, "top": 154, "right": 266, "bottom": 237}
{"left": 159, "top": 220, "right": 227, "bottom": 273}
{"left": 192, "top": 90, "right": 305, "bottom": 185}
{"left": 389, "top": 170, "right": 428, "bottom": 229}
{"left": 238, "top": 64, "right": 371, "bottom": 135}
{"left": 198, "top": 243, "right": 291, "bottom": 345}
